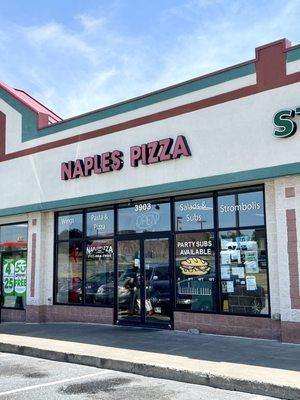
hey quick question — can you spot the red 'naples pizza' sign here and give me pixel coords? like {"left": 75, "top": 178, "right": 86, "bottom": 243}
{"left": 61, "top": 135, "right": 191, "bottom": 180}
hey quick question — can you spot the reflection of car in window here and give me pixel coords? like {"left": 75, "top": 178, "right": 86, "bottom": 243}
{"left": 148, "top": 264, "right": 170, "bottom": 314}
{"left": 95, "top": 269, "right": 133, "bottom": 306}
{"left": 96, "top": 264, "right": 170, "bottom": 313}
{"left": 85, "top": 272, "right": 114, "bottom": 304}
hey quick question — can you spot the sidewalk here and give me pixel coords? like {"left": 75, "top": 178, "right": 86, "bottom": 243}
{"left": 0, "top": 323, "right": 299, "bottom": 399}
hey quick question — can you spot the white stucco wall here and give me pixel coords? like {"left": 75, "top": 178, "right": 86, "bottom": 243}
{"left": 5, "top": 73, "right": 256, "bottom": 154}
{"left": 264, "top": 180, "right": 280, "bottom": 318}
{"left": 0, "top": 81, "right": 300, "bottom": 211}
{"left": 287, "top": 59, "right": 300, "bottom": 74}
{"left": 264, "top": 176, "right": 300, "bottom": 324}
{"left": 25, "top": 212, "right": 54, "bottom": 307}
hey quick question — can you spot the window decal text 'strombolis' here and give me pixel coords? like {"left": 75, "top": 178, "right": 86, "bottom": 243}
{"left": 61, "top": 135, "right": 191, "bottom": 180}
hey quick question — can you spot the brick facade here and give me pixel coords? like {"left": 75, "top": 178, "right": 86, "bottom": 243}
{"left": 25, "top": 305, "right": 113, "bottom": 324}
{"left": 281, "top": 321, "right": 300, "bottom": 343}
{"left": 1, "top": 306, "right": 113, "bottom": 325}
{"left": 174, "top": 312, "right": 281, "bottom": 340}
{"left": 1, "top": 308, "right": 26, "bottom": 322}
{"left": 286, "top": 209, "right": 300, "bottom": 310}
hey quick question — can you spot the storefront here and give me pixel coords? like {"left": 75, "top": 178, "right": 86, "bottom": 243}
{"left": 53, "top": 186, "right": 268, "bottom": 329}
{"left": 0, "top": 38, "right": 300, "bottom": 342}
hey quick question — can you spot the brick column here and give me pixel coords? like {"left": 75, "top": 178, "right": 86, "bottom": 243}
{"left": 286, "top": 209, "right": 300, "bottom": 310}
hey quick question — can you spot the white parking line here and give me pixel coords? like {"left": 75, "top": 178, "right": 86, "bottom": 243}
{"left": 0, "top": 370, "right": 109, "bottom": 396}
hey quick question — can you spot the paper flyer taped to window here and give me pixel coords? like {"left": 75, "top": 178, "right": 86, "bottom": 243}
{"left": 244, "top": 251, "right": 259, "bottom": 273}
{"left": 226, "top": 281, "right": 234, "bottom": 293}
{"left": 221, "top": 265, "right": 231, "bottom": 280}
{"left": 230, "top": 250, "right": 241, "bottom": 263}
{"left": 237, "top": 237, "right": 258, "bottom": 251}
{"left": 221, "top": 239, "right": 232, "bottom": 250}
{"left": 231, "top": 266, "right": 245, "bottom": 278}
{"left": 221, "top": 281, "right": 227, "bottom": 293}
{"left": 246, "top": 275, "right": 257, "bottom": 291}
{"left": 220, "top": 251, "right": 231, "bottom": 265}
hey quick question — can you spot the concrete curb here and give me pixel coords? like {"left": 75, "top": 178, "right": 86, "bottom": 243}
{"left": 0, "top": 342, "right": 299, "bottom": 400}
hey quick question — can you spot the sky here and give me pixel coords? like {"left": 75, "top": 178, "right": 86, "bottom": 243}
{"left": 0, "top": 0, "right": 299, "bottom": 119}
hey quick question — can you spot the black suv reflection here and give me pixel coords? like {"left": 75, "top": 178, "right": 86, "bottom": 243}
{"left": 148, "top": 264, "right": 170, "bottom": 314}
{"left": 85, "top": 272, "right": 114, "bottom": 304}
{"left": 96, "top": 264, "right": 170, "bottom": 313}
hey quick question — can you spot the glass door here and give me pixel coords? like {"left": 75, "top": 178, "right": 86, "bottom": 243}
{"left": 116, "top": 237, "right": 172, "bottom": 328}
{"left": 144, "top": 238, "right": 171, "bottom": 326}
{"left": 117, "top": 240, "right": 142, "bottom": 323}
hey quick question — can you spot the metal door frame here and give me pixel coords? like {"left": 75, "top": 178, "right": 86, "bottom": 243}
{"left": 114, "top": 233, "right": 174, "bottom": 329}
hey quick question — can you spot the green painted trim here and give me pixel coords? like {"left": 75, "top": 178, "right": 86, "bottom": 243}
{"left": 0, "top": 63, "right": 255, "bottom": 143}
{"left": 0, "top": 87, "right": 38, "bottom": 140}
{"left": 0, "top": 160, "right": 299, "bottom": 218}
{"left": 286, "top": 47, "right": 300, "bottom": 62}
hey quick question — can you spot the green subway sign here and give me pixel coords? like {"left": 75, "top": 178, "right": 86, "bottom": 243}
{"left": 273, "top": 107, "right": 300, "bottom": 138}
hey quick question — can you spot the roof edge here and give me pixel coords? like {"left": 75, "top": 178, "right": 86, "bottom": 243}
{"left": 0, "top": 81, "right": 62, "bottom": 128}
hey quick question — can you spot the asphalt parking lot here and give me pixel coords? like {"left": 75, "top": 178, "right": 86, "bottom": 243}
{"left": 0, "top": 353, "right": 281, "bottom": 400}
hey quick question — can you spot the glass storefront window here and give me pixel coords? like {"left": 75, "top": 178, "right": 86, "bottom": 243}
{"left": 118, "top": 201, "right": 170, "bottom": 234}
{"left": 218, "top": 190, "right": 265, "bottom": 228}
{"left": 85, "top": 239, "right": 114, "bottom": 305}
{"left": 54, "top": 186, "right": 269, "bottom": 317}
{"left": 57, "top": 212, "right": 83, "bottom": 241}
{"left": 219, "top": 229, "right": 269, "bottom": 315}
{"left": 175, "top": 197, "right": 214, "bottom": 231}
{"left": 86, "top": 209, "right": 114, "bottom": 238}
{"left": 0, "top": 223, "right": 28, "bottom": 309}
{"left": 238, "top": 191, "right": 264, "bottom": 227}
{"left": 175, "top": 232, "right": 217, "bottom": 312}
{"left": 218, "top": 195, "right": 236, "bottom": 228}
{"left": 55, "top": 208, "right": 114, "bottom": 306}
{"left": 0, "top": 224, "right": 28, "bottom": 248}
{"left": 56, "top": 241, "right": 83, "bottom": 304}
